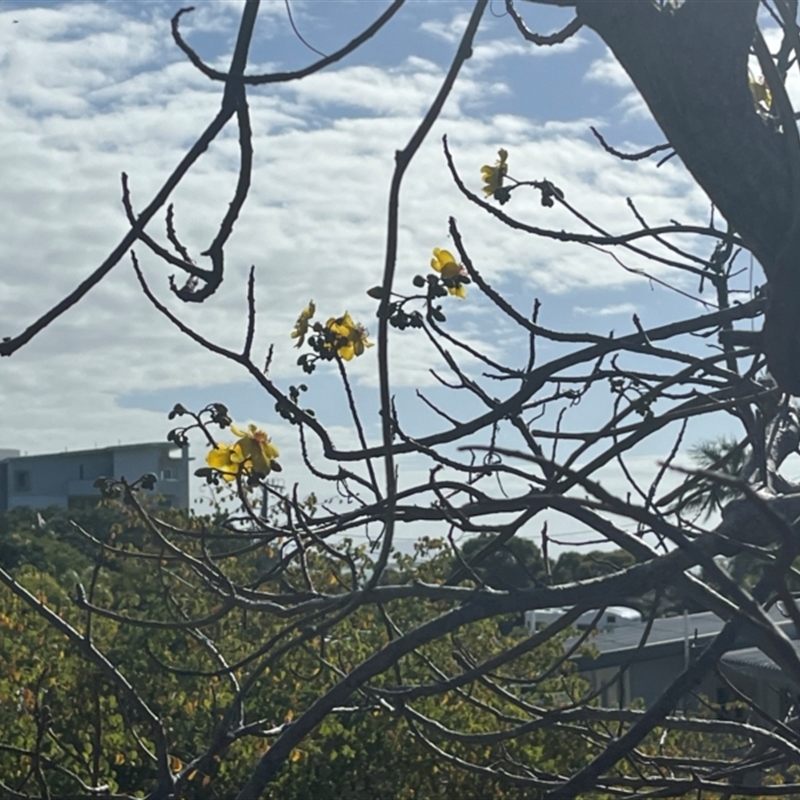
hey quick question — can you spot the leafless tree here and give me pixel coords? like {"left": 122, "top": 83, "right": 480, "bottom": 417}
{"left": 5, "top": 1, "right": 800, "bottom": 798}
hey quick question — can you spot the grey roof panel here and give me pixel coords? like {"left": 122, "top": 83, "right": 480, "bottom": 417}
{"left": 576, "top": 606, "right": 795, "bottom": 656}
{"left": 721, "top": 639, "right": 800, "bottom": 673}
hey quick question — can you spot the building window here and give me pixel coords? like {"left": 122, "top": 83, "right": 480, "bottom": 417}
{"left": 13, "top": 470, "right": 30, "bottom": 492}
{"left": 79, "top": 464, "right": 84, "bottom": 480}
{"left": 161, "top": 468, "right": 174, "bottom": 481}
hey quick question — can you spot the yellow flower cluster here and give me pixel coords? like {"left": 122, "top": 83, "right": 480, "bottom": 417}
{"left": 206, "top": 423, "right": 280, "bottom": 481}
{"left": 431, "top": 247, "right": 467, "bottom": 299}
{"left": 290, "top": 300, "right": 315, "bottom": 348}
{"left": 480, "top": 148, "right": 508, "bottom": 197}
{"left": 325, "top": 311, "right": 373, "bottom": 360}
{"left": 749, "top": 75, "right": 772, "bottom": 114}
{"left": 290, "top": 301, "right": 373, "bottom": 361}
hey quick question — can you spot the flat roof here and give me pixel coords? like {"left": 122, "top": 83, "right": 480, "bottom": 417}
{"left": 1, "top": 442, "right": 185, "bottom": 462}
{"left": 573, "top": 606, "right": 796, "bottom": 667}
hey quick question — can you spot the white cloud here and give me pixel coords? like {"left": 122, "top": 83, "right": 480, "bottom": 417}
{"left": 420, "top": 7, "right": 585, "bottom": 68}
{"left": 471, "top": 31, "right": 586, "bottom": 69}
{"left": 574, "top": 302, "right": 638, "bottom": 316}
{"left": 0, "top": 0, "right": 723, "bottom": 473}
{"left": 419, "top": 12, "right": 470, "bottom": 44}
{"left": 585, "top": 48, "right": 631, "bottom": 89}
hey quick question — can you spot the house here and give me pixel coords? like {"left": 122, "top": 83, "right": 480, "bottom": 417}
{"left": 718, "top": 640, "right": 800, "bottom": 721}
{"left": 0, "top": 442, "right": 190, "bottom": 511}
{"left": 572, "top": 606, "right": 797, "bottom": 710}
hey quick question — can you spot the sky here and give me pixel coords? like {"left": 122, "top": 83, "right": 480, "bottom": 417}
{"left": 0, "top": 0, "right": 786, "bottom": 552}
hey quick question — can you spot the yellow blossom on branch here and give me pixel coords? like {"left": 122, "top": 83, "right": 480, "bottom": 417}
{"left": 205, "top": 442, "right": 239, "bottom": 481}
{"left": 206, "top": 424, "right": 280, "bottom": 481}
{"left": 749, "top": 75, "right": 772, "bottom": 115}
{"left": 430, "top": 248, "right": 467, "bottom": 299}
{"left": 480, "top": 147, "right": 508, "bottom": 197}
{"left": 325, "top": 312, "right": 373, "bottom": 361}
{"left": 290, "top": 300, "right": 316, "bottom": 348}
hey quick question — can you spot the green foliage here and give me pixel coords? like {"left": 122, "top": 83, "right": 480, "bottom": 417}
{"left": 2, "top": 506, "right": 776, "bottom": 798}
{"left": 551, "top": 548, "right": 635, "bottom": 585}
{"left": 457, "top": 533, "right": 547, "bottom": 590}
{"left": 0, "top": 506, "right": 591, "bottom": 798}
{"left": 671, "top": 436, "right": 748, "bottom": 519}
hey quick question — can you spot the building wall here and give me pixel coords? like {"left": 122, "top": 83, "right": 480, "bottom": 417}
{"left": 0, "top": 444, "right": 189, "bottom": 511}
{"left": 581, "top": 649, "right": 726, "bottom": 712}
{"left": 113, "top": 449, "right": 159, "bottom": 484}
{"left": 3, "top": 450, "right": 114, "bottom": 510}
{"left": 629, "top": 652, "right": 686, "bottom": 707}
{"left": 578, "top": 626, "right": 797, "bottom": 718}
{"left": 584, "top": 665, "right": 632, "bottom": 708}
{"left": 153, "top": 447, "right": 190, "bottom": 508}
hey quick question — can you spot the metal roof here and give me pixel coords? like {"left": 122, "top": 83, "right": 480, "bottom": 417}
{"left": 720, "top": 639, "right": 800, "bottom": 684}
{"left": 573, "top": 605, "right": 796, "bottom": 668}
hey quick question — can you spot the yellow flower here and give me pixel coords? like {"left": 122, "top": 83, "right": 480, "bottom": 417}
{"left": 206, "top": 424, "right": 280, "bottom": 481}
{"left": 290, "top": 300, "right": 315, "bottom": 348}
{"left": 449, "top": 282, "right": 467, "bottom": 300}
{"left": 325, "top": 312, "right": 373, "bottom": 361}
{"left": 206, "top": 442, "right": 238, "bottom": 482}
{"left": 749, "top": 75, "right": 772, "bottom": 113}
{"left": 480, "top": 148, "right": 508, "bottom": 197}
{"left": 232, "top": 424, "right": 280, "bottom": 475}
{"left": 430, "top": 248, "right": 461, "bottom": 279}
{"left": 430, "top": 248, "right": 467, "bottom": 298}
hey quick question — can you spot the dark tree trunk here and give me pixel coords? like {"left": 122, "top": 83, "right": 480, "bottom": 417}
{"left": 576, "top": 0, "right": 800, "bottom": 393}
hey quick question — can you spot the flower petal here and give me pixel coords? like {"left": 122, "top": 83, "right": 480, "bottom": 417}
{"left": 448, "top": 283, "right": 467, "bottom": 299}
{"left": 206, "top": 446, "right": 232, "bottom": 470}
{"left": 439, "top": 261, "right": 461, "bottom": 280}
{"left": 431, "top": 247, "right": 457, "bottom": 274}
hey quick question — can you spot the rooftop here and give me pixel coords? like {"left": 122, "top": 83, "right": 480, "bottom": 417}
{"left": 721, "top": 639, "right": 800, "bottom": 683}
{"left": 573, "top": 605, "right": 797, "bottom": 667}
{"left": 1, "top": 442, "right": 184, "bottom": 462}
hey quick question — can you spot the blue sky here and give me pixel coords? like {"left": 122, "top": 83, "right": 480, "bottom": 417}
{"left": 0, "top": 0, "right": 779, "bottom": 550}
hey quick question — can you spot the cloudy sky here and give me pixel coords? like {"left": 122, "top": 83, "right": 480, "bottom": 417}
{"left": 0, "top": 0, "right": 779, "bottom": 548}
